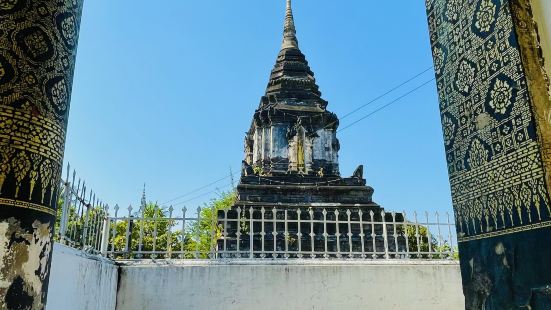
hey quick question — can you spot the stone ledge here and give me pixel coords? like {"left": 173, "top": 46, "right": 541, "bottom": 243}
{"left": 116, "top": 258, "right": 460, "bottom": 267}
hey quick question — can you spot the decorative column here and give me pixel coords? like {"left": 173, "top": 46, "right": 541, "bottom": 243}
{"left": 426, "top": 0, "right": 551, "bottom": 308}
{"left": 0, "top": 1, "right": 83, "bottom": 309}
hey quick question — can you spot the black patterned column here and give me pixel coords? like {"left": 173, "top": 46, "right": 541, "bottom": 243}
{"left": 426, "top": 0, "right": 551, "bottom": 308}
{"left": 0, "top": 1, "right": 83, "bottom": 308}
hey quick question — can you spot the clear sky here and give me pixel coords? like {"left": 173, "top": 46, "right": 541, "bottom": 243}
{"left": 65, "top": 0, "right": 453, "bottom": 215}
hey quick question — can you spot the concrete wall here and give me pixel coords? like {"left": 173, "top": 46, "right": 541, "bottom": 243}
{"left": 46, "top": 244, "right": 118, "bottom": 310}
{"left": 116, "top": 260, "right": 464, "bottom": 310}
{"left": 44, "top": 245, "right": 464, "bottom": 310}
{"left": 531, "top": 0, "right": 551, "bottom": 78}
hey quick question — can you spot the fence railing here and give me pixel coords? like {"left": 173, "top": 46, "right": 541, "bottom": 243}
{"left": 104, "top": 204, "right": 212, "bottom": 259}
{"left": 56, "top": 164, "right": 109, "bottom": 254}
{"left": 102, "top": 205, "right": 457, "bottom": 260}
{"left": 217, "top": 207, "right": 456, "bottom": 259}
{"left": 55, "top": 165, "right": 457, "bottom": 260}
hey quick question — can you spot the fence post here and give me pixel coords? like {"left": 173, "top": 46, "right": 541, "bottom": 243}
{"left": 382, "top": 210, "right": 389, "bottom": 259}
{"left": 249, "top": 207, "right": 254, "bottom": 259}
{"left": 167, "top": 206, "right": 174, "bottom": 259}
{"left": 403, "top": 211, "right": 410, "bottom": 259}
{"left": 358, "top": 210, "right": 365, "bottom": 258}
{"left": 335, "top": 209, "right": 341, "bottom": 258}
{"left": 195, "top": 207, "right": 202, "bottom": 259}
{"left": 124, "top": 205, "right": 133, "bottom": 258}
{"left": 82, "top": 203, "right": 92, "bottom": 248}
{"left": 59, "top": 178, "right": 72, "bottom": 244}
{"left": 100, "top": 217, "right": 111, "bottom": 256}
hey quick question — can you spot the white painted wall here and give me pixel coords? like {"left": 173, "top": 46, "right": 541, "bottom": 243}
{"left": 46, "top": 244, "right": 118, "bottom": 310}
{"left": 531, "top": 0, "right": 551, "bottom": 80}
{"left": 116, "top": 260, "right": 464, "bottom": 310}
{"left": 44, "top": 245, "right": 464, "bottom": 310}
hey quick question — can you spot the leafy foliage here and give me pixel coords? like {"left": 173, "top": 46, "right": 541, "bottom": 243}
{"left": 401, "top": 224, "right": 458, "bottom": 259}
{"left": 109, "top": 191, "right": 236, "bottom": 259}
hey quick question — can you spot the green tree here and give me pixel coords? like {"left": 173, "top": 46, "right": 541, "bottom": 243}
{"left": 108, "top": 191, "right": 236, "bottom": 259}
{"left": 183, "top": 191, "right": 237, "bottom": 258}
{"left": 110, "top": 203, "right": 181, "bottom": 259}
{"left": 401, "top": 224, "right": 458, "bottom": 259}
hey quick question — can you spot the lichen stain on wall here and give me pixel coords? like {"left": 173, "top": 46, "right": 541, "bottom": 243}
{"left": 0, "top": 218, "right": 52, "bottom": 309}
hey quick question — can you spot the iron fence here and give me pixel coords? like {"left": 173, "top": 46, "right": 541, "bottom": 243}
{"left": 55, "top": 165, "right": 458, "bottom": 260}
{"left": 56, "top": 164, "right": 109, "bottom": 254}
{"left": 217, "top": 206, "right": 456, "bottom": 259}
{"left": 104, "top": 204, "right": 214, "bottom": 259}
{"left": 102, "top": 206, "right": 457, "bottom": 260}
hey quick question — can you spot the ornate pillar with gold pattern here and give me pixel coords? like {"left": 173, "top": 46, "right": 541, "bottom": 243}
{"left": 426, "top": 0, "right": 551, "bottom": 307}
{"left": 0, "top": 0, "right": 83, "bottom": 308}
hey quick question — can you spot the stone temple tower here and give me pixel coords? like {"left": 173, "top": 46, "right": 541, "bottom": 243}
{"left": 238, "top": 0, "right": 380, "bottom": 212}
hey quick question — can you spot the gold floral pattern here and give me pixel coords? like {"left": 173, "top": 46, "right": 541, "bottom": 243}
{"left": 468, "top": 139, "right": 489, "bottom": 168}
{"left": 489, "top": 79, "right": 512, "bottom": 114}
{"left": 24, "top": 31, "right": 50, "bottom": 58}
{"left": 50, "top": 78, "right": 68, "bottom": 110}
{"left": 0, "top": 148, "right": 14, "bottom": 193}
{"left": 475, "top": 0, "right": 496, "bottom": 33}
{"left": 442, "top": 115, "right": 456, "bottom": 145}
{"left": 445, "top": 0, "right": 461, "bottom": 22}
{"left": 433, "top": 47, "right": 445, "bottom": 75}
{"left": 39, "top": 159, "right": 53, "bottom": 204}
{"left": 455, "top": 60, "right": 476, "bottom": 94}
{"left": 60, "top": 15, "right": 77, "bottom": 46}
{"left": 427, "top": 0, "right": 551, "bottom": 241}
{"left": 28, "top": 154, "right": 41, "bottom": 200}
{"left": 11, "top": 151, "right": 30, "bottom": 198}
{"left": 0, "top": 0, "right": 18, "bottom": 10}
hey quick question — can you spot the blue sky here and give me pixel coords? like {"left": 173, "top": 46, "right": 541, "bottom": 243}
{"left": 65, "top": 0, "right": 452, "bottom": 215}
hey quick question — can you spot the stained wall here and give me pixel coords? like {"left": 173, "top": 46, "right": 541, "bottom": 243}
{"left": 115, "top": 260, "right": 464, "bottom": 310}
{"left": 46, "top": 244, "right": 118, "bottom": 310}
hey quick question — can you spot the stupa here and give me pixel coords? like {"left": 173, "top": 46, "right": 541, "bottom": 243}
{"left": 238, "top": 0, "right": 380, "bottom": 212}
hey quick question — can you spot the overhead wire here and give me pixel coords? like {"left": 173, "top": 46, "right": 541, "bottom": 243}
{"left": 160, "top": 172, "right": 238, "bottom": 206}
{"left": 338, "top": 78, "right": 436, "bottom": 133}
{"left": 170, "top": 182, "right": 235, "bottom": 207}
{"left": 339, "top": 66, "right": 434, "bottom": 121}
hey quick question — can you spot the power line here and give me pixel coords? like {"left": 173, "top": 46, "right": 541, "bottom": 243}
{"left": 160, "top": 172, "right": 237, "bottom": 206}
{"left": 171, "top": 182, "right": 234, "bottom": 207}
{"left": 340, "top": 66, "right": 433, "bottom": 120}
{"left": 322, "top": 66, "right": 433, "bottom": 130}
{"left": 338, "top": 78, "right": 436, "bottom": 133}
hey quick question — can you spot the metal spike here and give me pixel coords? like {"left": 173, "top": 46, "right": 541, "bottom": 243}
{"left": 65, "top": 163, "right": 70, "bottom": 183}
